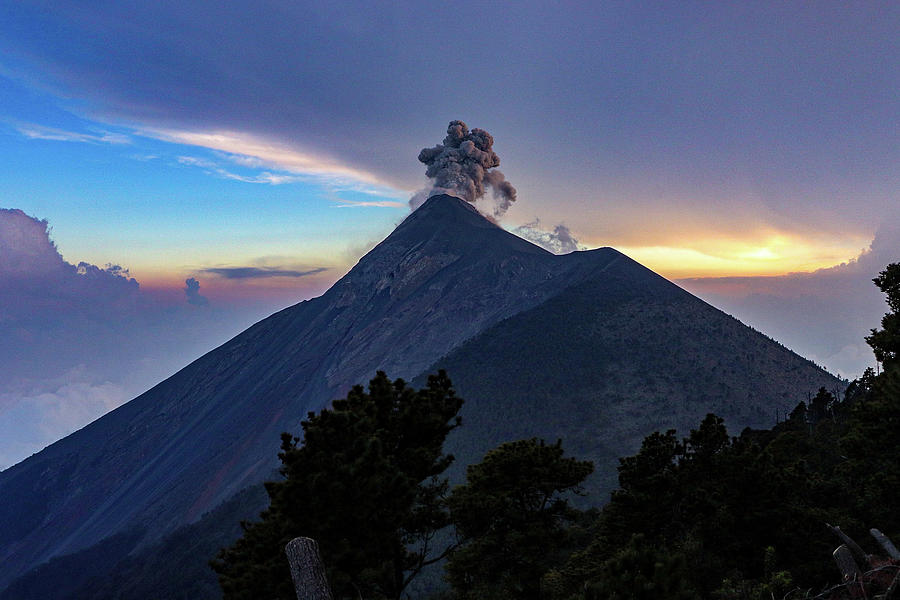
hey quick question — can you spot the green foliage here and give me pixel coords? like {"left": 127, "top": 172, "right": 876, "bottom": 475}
{"left": 546, "top": 409, "right": 864, "bottom": 597}
{"left": 212, "top": 370, "right": 463, "bottom": 600}
{"left": 840, "top": 262, "right": 900, "bottom": 535}
{"left": 445, "top": 438, "right": 593, "bottom": 600}
{"left": 210, "top": 263, "right": 900, "bottom": 600}
{"left": 582, "top": 534, "right": 696, "bottom": 600}
{"left": 422, "top": 274, "right": 838, "bottom": 507}
{"left": 866, "top": 263, "right": 900, "bottom": 371}
{"left": 713, "top": 547, "right": 794, "bottom": 600}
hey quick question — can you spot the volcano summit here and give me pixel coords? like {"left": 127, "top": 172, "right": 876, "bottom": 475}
{"left": 0, "top": 194, "right": 838, "bottom": 597}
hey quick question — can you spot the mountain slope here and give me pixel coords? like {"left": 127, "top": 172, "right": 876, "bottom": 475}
{"left": 0, "top": 194, "right": 840, "bottom": 593}
{"left": 0, "top": 195, "right": 621, "bottom": 588}
{"left": 418, "top": 253, "right": 839, "bottom": 496}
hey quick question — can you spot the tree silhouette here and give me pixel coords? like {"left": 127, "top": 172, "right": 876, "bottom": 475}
{"left": 212, "top": 371, "right": 463, "bottom": 600}
{"left": 445, "top": 438, "right": 593, "bottom": 600}
{"left": 866, "top": 263, "right": 900, "bottom": 372}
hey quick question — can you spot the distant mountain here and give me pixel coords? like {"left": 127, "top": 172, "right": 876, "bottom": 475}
{"left": 0, "top": 195, "right": 839, "bottom": 596}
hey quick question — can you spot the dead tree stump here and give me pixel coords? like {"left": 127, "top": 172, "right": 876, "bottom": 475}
{"left": 828, "top": 523, "right": 872, "bottom": 568}
{"left": 871, "top": 529, "right": 900, "bottom": 560}
{"left": 285, "top": 537, "right": 334, "bottom": 600}
{"left": 833, "top": 544, "right": 862, "bottom": 582}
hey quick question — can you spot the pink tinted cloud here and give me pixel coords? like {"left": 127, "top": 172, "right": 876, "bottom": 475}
{"left": 0, "top": 209, "right": 297, "bottom": 467}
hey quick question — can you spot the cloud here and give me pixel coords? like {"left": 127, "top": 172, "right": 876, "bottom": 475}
{"left": 0, "top": 208, "right": 65, "bottom": 275}
{"left": 176, "top": 154, "right": 305, "bottom": 185}
{"left": 0, "top": 209, "right": 140, "bottom": 374}
{"left": 679, "top": 217, "right": 900, "bottom": 379}
{"left": 0, "top": 208, "right": 289, "bottom": 468}
{"left": 201, "top": 266, "right": 328, "bottom": 280}
{"left": 16, "top": 124, "right": 130, "bottom": 145}
{"left": 331, "top": 197, "right": 407, "bottom": 208}
{"left": 184, "top": 277, "right": 209, "bottom": 306}
{"left": 513, "top": 219, "right": 583, "bottom": 255}
{"left": 177, "top": 155, "right": 218, "bottom": 169}
{"left": 150, "top": 129, "right": 394, "bottom": 190}
{"left": 1, "top": 2, "right": 897, "bottom": 247}
{"left": 0, "top": 368, "right": 129, "bottom": 470}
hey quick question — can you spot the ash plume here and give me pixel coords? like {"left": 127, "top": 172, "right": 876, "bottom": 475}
{"left": 415, "top": 120, "right": 517, "bottom": 218}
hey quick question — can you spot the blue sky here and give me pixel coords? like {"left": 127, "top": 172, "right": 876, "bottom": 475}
{"left": 0, "top": 2, "right": 898, "bottom": 467}
{"left": 2, "top": 3, "right": 897, "bottom": 277}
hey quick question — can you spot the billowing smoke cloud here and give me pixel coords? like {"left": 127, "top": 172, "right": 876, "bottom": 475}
{"left": 184, "top": 277, "right": 209, "bottom": 306}
{"left": 514, "top": 219, "right": 583, "bottom": 255}
{"left": 415, "top": 120, "right": 517, "bottom": 218}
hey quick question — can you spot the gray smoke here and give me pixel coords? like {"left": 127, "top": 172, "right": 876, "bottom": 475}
{"left": 184, "top": 277, "right": 209, "bottom": 306}
{"left": 416, "top": 120, "right": 517, "bottom": 218}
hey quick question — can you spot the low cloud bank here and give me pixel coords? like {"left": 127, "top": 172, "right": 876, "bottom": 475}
{"left": 679, "top": 219, "right": 900, "bottom": 379}
{"left": 0, "top": 209, "right": 292, "bottom": 469}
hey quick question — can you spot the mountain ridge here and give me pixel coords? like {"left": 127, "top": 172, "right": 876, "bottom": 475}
{"left": 0, "top": 194, "right": 840, "bottom": 593}
{"left": 0, "top": 195, "right": 638, "bottom": 587}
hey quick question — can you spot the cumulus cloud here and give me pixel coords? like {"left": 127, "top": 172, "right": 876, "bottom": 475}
{"left": 0, "top": 208, "right": 65, "bottom": 275}
{"left": 0, "top": 208, "right": 287, "bottom": 468}
{"left": 184, "top": 277, "right": 209, "bottom": 306}
{"left": 513, "top": 219, "right": 584, "bottom": 255}
{"left": 0, "top": 209, "right": 140, "bottom": 329}
{"left": 201, "top": 266, "right": 328, "bottom": 279}
{"left": 679, "top": 217, "right": 900, "bottom": 379}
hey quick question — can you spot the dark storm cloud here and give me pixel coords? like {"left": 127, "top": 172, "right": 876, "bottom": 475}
{"left": 417, "top": 120, "right": 517, "bottom": 218}
{"left": 201, "top": 266, "right": 328, "bottom": 280}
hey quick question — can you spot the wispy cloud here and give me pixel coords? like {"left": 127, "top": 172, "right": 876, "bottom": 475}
{"left": 201, "top": 266, "right": 328, "bottom": 280}
{"left": 332, "top": 197, "right": 407, "bottom": 208}
{"left": 177, "top": 155, "right": 218, "bottom": 169}
{"left": 145, "top": 128, "right": 398, "bottom": 192}
{"left": 16, "top": 124, "right": 130, "bottom": 145}
{"left": 177, "top": 155, "right": 304, "bottom": 185}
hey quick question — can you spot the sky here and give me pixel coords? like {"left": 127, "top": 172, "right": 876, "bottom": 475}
{"left": 0, "top": 2, "right": 898, "bottom": 468}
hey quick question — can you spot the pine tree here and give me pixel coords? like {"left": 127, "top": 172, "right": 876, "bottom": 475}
{"left": 445, "top": 438, "right": 593, "bottom": 600}
{"left": 212, "top": 371, "right": 463, "bottom": 600}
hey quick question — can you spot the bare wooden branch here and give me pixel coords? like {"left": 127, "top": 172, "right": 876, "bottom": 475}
{"left": 827, "top": 523, "right": 871, "bottom": 567}
{"left": 285, "top": 537, "right": 334, "bottom": 600}
{"left": 833, "top": 544, "right": 862, "bottom": 582}
{"left": 871, "top": 528, "right": 900, "bottom": 560}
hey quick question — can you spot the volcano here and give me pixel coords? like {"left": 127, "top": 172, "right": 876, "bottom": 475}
{"left": 0, "top": 195, "right": 838, "bottom": 597}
